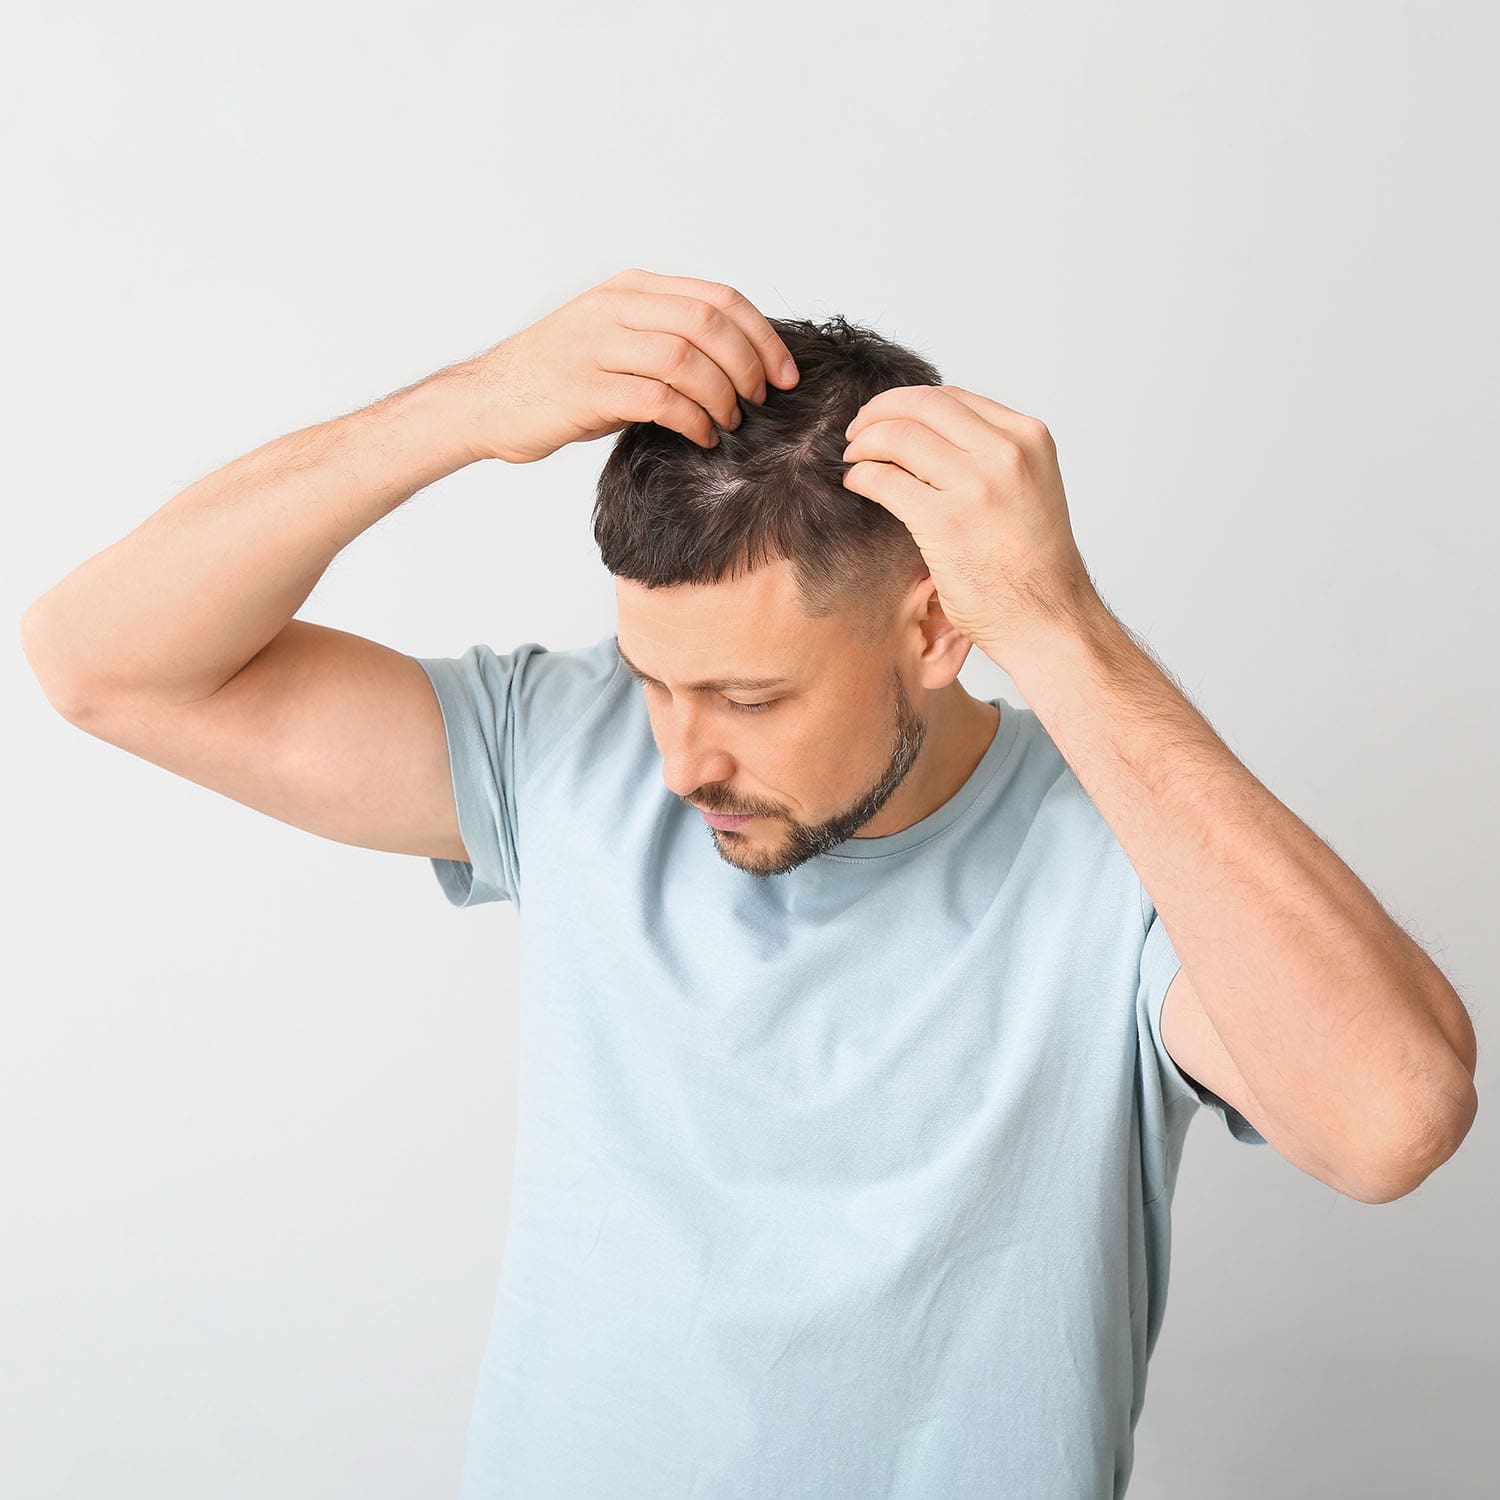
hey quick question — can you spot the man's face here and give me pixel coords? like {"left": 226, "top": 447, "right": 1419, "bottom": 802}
{"left": 614, "top": 560, "right": 929, "bottom": 878}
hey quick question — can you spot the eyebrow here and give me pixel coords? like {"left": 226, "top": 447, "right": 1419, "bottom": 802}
{"left": 613, "top": 635, "right": 792, "bottom": 693}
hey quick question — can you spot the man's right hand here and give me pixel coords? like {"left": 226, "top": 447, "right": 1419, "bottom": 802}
{"left": 455, "top": 267, "right": 802, "bottom": 464}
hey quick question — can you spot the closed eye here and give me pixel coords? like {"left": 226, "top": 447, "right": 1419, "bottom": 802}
{"left": 634, "top": 677, "right": 776, "bottom": 713}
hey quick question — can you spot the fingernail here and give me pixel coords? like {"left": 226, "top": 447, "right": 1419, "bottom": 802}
{"left": 754, "top": 381, "right": 767, "bottom": 404}
{"left": 780, "top": 360, "right": 798, "bottom": 385}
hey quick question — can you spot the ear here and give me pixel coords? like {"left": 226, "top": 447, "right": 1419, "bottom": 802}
{"left": 909, "top": 575, "right": 974, "bottom": 688}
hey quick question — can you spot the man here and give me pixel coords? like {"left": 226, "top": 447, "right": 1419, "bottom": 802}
{"left": 22, "top": 267, "right": 1478, "bottom": 1499}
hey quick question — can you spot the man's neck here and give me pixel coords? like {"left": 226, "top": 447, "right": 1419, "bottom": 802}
{"left": 858, "top": 686, "right": 1001, "bottom": 838}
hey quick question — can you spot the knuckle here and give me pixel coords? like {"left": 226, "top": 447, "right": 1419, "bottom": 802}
{"left": 685, "top": 298, "right": 720, "bottom": 336}
{"left": 995, "top": 438, "right": 1027, "bottom": 472}
{"left": 661, "top": 334, "right": 693, "bottom": 373}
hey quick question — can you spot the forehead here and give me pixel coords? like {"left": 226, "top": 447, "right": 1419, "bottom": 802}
{"left": 613, "top": 562, "right": 829, "bottom": 684}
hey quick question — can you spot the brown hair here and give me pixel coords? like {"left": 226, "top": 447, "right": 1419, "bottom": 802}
{"left": 592, "top": 314, "right": 940, "bottom": 648}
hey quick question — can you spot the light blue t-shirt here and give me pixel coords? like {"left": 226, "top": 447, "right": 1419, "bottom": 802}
{"left": 413, "top": 630, "right": 1266, "bottom": 1500}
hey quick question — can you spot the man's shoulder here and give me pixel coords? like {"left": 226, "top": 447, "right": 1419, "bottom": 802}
{"left": 507, "top": 629, "right": 631, "bottom": 763}
{"left": 514, "top": 629, "right": 623, "bottom": 696}
{"left": 418, "top": 629, "right": 633, "bottom": 793}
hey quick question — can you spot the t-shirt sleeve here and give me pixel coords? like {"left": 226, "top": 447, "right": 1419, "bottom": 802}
{"left": 410, "top": 633, "right": 625, "bottom": 911}
{"left": 1138, "top": 882, "right": 1268, "bottom": 1146}
{"left": 411, "top": 644, "right": 526, "bottom": 909}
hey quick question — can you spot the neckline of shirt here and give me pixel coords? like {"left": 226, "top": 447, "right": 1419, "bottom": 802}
{"left": 821, "top": 698, "right": 1024, "bottom": 861}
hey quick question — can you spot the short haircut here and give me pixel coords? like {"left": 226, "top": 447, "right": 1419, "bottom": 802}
{"left": 592, "top": 313, "right": 940, "bottom": 648}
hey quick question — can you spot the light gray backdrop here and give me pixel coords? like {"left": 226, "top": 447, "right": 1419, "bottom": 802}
{"left": 5, "top": 3, "right": 1496, "bottom": 1496}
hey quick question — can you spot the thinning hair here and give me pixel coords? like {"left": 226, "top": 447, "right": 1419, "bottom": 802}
{"left": 592, "top": 313, "right": 940, "bottom": 649}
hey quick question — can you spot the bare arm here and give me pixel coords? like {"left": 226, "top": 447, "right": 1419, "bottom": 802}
{"left": 21, "top": 364, "right": 485, "bottom": 714}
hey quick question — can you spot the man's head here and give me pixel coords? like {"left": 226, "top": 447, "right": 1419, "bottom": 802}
{"left": 593, "top": 314, "right": 981, "bottom": 878}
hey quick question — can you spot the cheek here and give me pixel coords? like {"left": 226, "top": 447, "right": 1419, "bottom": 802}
{"left": 718, "top": 715, "right": 813, "bottom": 803}
{"left": 768, "top": 711, "right": 853, "bottom": 791}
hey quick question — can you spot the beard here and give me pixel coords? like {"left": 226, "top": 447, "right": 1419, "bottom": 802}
{"left": 696, "top": 665, "right": 928, "bottom": 878}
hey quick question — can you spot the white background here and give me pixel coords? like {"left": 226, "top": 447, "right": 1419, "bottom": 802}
{"left": 6, "top": 2, "right": 1496, "bottom": 1495}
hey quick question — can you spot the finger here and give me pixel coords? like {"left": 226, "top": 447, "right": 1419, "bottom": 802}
{"left": 845, "top": 384, "right": 998, "bottom": 451}
{"left": 921, "top": 384, "right": 1050, "bottom": 450}
{"left": 842, "top": 417, "right": 969, "bottom": 492}
{"left": 608, "top": 269, "right": 800, "bottom": 390}
{"left": 614, "top": 291, "right": 764, "bottom": 412}
{"left": 841, "top": 458, "right": 934, "bottom": 531}
{"left": 603, "top": 325, "right": 744, "bottom": 434}
{"left": 598, "top": 369, "right": 724, "bottom": 449}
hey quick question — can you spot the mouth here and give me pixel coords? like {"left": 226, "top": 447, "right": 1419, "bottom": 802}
{"left": 693, "top": 804, "right": 757, "bottom": 831}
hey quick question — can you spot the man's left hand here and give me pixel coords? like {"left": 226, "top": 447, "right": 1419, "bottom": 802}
{"left": 841, "top": 384, "right": 1100, "bottom": 665}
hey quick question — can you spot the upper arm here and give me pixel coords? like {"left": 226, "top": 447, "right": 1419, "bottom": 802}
{"left": 62, "top": 619, "right": 470, "bottom": 864}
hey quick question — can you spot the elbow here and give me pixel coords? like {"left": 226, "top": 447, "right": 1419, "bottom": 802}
{"left": 21, "top": 602, "right": 98, "bottom": 722}
{"left": 1347, "top": 1071, "right": 1479, "bottom": 1205}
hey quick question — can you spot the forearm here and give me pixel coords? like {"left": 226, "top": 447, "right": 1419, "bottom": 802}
{"left": 22, "top": 361, "right": 486, "bottom": 712}
{"left": 1000, "top": 598, "right": 1478, "bottom": 1176}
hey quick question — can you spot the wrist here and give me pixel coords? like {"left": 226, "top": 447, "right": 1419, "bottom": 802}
{"left": 433, "top": 341, "right": 529, "bottom": 464}
{"left": 976, "top": 584, "right": 1115, "bottom": 678}
{"left": 406, "top": 361, "right": 496, "bottom": 468}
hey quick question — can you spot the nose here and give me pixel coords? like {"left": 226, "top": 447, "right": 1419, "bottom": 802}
{"left": 654, "top": 702, "right": 735, "bottom": 801}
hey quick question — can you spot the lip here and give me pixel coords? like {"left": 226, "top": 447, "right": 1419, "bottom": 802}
{"left": 693, "top": 805, "right": 756, "bottom": 831}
